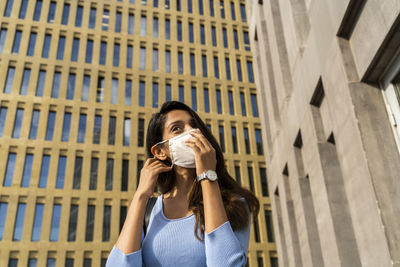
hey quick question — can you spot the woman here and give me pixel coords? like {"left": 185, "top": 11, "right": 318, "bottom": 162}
{"left": 106, "top": 101, "right": 259, "bottom": 267}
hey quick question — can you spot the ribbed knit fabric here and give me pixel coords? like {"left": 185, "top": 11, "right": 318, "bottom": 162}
{"left": 106, "top": 195, "right": 250, "bottom": 267}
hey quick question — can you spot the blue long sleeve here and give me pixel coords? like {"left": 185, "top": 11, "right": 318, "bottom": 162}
{"left": 106, "top": 195, "right": 251, "bottom": 267}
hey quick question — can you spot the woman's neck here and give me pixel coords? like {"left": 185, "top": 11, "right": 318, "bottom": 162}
{"left": 164, "top": 166, "right": 196, "bottom": 199}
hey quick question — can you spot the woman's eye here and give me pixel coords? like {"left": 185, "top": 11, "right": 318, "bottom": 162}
{"left": 172, "top": 126, "right": 182, "bottom": 132}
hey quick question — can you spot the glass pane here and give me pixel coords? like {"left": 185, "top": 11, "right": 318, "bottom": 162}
{"left": 152, "top": 82, "right": 158, "bottom": 108}
{"left": 166, "top": 83, "right": 171, "bottom": 102}
{"left": 20, "top": 68, "right": 31, "bottom": 95}
{"left": 89, "top": 158, "right": 98, "bottom": 190}
{"left": 108, "top": 116, "right": 116, "bottom": 145}
{"left": 140, "top": 47, "right": 146, "bottom": 69}
{"left": 66, "top": 73, "right": 76, "bottom": 100}
{"left": 125, "top": 79, "right": 132, "bottom": 105}
{"left": 124, "top": 118, "right": 131, "bottom": 146}
{"left": 251, "top": 93, "right": 259, "bottom": 117}
{"left": 4, "top": 66, "right": 15, "bottom": 94}
{"left": 3, "top": 153, "right": 16, "bottom": 187}
{"left": 93, "top": 115, "right": 102, "bottom": 144}
{"left": 12, "top": 30, "right": 22, "bottom": 54}
{"left": 102, "top": 205, "right": 111, "bottom": 240}
{"left": 105, "top": 158, "right": 114, "bottom": 190}
{"left": 165, "top": 18, "right": 170, "bottom": 39}
{"left": 260, "top": 167, "right": 269, "bottom": 196}
{"left": 113, "top": 43, "right": 120, "bottom": 66}
{"left": 138, "top": 118, "right": 145, "bottom": 147}
{"left": 191, "top": 87, "right": 197, "bottom": 111}
{"left": 31, "top": 203, "right": 44, "bottom": 241}
{"left": 204, "top": 88, "right": 209, "bottom": 113}
{"left": 178, "top": 51, "right": 183, "bottom": 74}
{"left": 47, "top": 1, "right": 56, "bottom": 23}
{"left": 39, "top": 155, "right": 50, "bottom": 188}
{"left": 13, "top": 203, "right": 26, "bottom": 241}
{"left": 225, "top": 57, "right": 231, "bottom": 80}
{"left": 240, "top": 92, "right": 246, "bottom": 116}
{"left": 202, "top": 55, "right": 207, "bottom": 77}
{"left": 153, "top": 48, "right": 159, "bottom": 71}
{"left": 141, "top": 15, "right": 147, "bottom": 36}
{"left": 111, "top": 78, "right": 118, "bottom": 104}
{"left": 51, "top": 71, "right": 61, "bottom": 98}
{"left": 214, "top": 56, "right": 219, "bottom": 78}
{"left": 29, "top": 110, "right": 40, "bottom": 140}
{"left": 212, "top": 26, "right": 217, "bottom": 46}
{"left": 42, "top": 34, "right": 51, "bottom": 58}
{"left": 237, "top": 59, "right": 242, "bottom": 81}
{"left": 0, "top": 107, "right": 7, "bottom": 137}
{"left": 127, "top": 44, "right": 133, "bottom": 68}
{"left": 12, "top": 108, "right": 24, "bottom": 138}
{"left": 89, "top": 7, "right": 96, "bottom": 29}
{"left": 0, "top": 28, "right": 8, "bottom": 53}
{"left": 67, "top": 204, "right": 78, "bottom": 241}
{"left": 56, "top": 36, "right": 66, "bottom": 60}
{"left": 139, "top": 81, "right": 145, "bottom": 106}
{"left": 153, "top": 17, "right": 159, "bottom": 38}
{"left": 0, "top": 203, "right": 8, "bottom": 240}
{"left": 177, "top": 20, "right": 182, "bottom": 41}
{"left": 36, "top": 70, "right": 46, "bottom": 96}
{"left": 97, "top": 76, "right": 105, "bottom": 103}
{"left": 50, "top": 204, "right": 61, "bottom": 241}
{"left": 45, "top": 111, "right": 56, "bottom": 140}
{"left": 73, "top": 156, "right": 83, "bottom": 189}
{"left": 85, "top": 39, "right": 93, "bottom": 63}
{"left": 179, "top": 85, "right": 184, "bottom": 102}
{"left": 247, "top": 61, "right": 255, "bottom": 83}
{"left": 21, "top": 154, "right": 34, "bottom": 187}
{"left": 219, "top": 125, "right": 225, "bottom": 152}
{"left": 216, "top": 90, "right": 222, "bottom": 114}
{"left": 75, "top": 5, "right": 83, "bottom": 27}
{"left": 61, "top": 3, "right": 70, "bottom": 25}
{"left": 85, "top": 205, "right": 95, "bottom": 241}
{"left": 190, "top": 53, "right": 196, "bottom": 76}
{"left": 165, "top": 50, "right": 171, "bottom": 72}
{"left": 244, "top": 127, "right": 250, "bottom": 153}
{"left": 71, "top": 37, "right": 80, "bottom": 62}
{"left": 228, "top": 91, "right": 234, "bottom": 115}
{"left": 56, "top": 156, "right": 67, "bottom": 189}
{"left": 77, "top": 114, "right": 87, "bottom": 143}
{"left": 128, "top": 14, "right": 134, "bottom": 34}
{"left": 102, "top": 8, "right": 109, "bottom": 31}
{"left": 82, "top": 74, "right": 90, "bottom": 101}
{"left": 231, "top": 126, "right": 237, "bottom": 153}
{"left": 33, "top": 0, "right": 42, "bottom": 21}
{"left": 115, "top": 11, "right": 122, "bottom": 32}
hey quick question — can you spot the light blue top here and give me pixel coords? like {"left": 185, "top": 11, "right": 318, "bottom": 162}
{"left": 106, "top": 195, "right": 251, "bottom": 267}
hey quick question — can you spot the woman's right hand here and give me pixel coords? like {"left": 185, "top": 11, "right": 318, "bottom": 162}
{"left": 135, "top": 158, "right": 172, "bottom": 199}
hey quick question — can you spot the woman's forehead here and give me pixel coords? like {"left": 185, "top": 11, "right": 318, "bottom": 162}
{"left": 165, "top": 109, "right": 192, "bottom": 123}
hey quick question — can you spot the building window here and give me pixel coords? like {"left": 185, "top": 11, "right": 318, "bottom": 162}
{"left": 122, "top": 159, "right": 129, "bottom": 191}
{"left": 20, "top": 68, "right": 31, "bottom": 95}
{"left": 61, "top": 112, "right": 71, "bottom": 142}
{"left": 141, "top": 15, "right": 147, "bottom": 36}
{"left": 15, "top": 161, "right": 30, "bottom": 197}
{"left": 12, "top": 108, "right": 24, "bottom": 139}
{"left": 29, "top": 109, "right": 40, "bottom": 140}
{"left": 85, "top": 205, "right": 95, "bottom": 241}
{"left": 219, "top": 125, "right": 225, "bottom": 152}
{"left": 66, "top": 72, "right": 76, "bottom": 100}
{"left": 31, "top": 203, "right": 44, "bottom": 241}
{"left": 71, "top": 37, "right": 80, "bottom": 62}
{"left": 190, "top": 53, "right": 196, "bottom": 76}
{"left": 73, "top": 156, "right": 83, "bottom": 189}
{"left": 12, "top": 30, "right": 22, "bottom": 54}
{"left": 200, "top": 24, "right": 205, "bottom": 44}
{"left": 222, "top": 28, "right": 228, "bottom": 48}
{"left": 265, "top": 210, "right": 275, "bottom": 242}
{"left": 39, "top": 155, "right": 50, "bottom": 188}
{"left": 81, "top": 74, "right": 90, "bottom": 101}
{"left": 247, "top": 60, "right": 255, "bottom": 82}
{"left": 199, "top": 0, "right": 204, "bottom": 15}
{"left": 9, "top": 259, "right": 18, "bottom": 267}
{"left": 67, "top": 204, "right": 78, "bottom": 241}
{"left": 97, "top": 76, "right": 105, "bottom": 102}
{"left": 231, "top": 126, "right": 238, "bottom": 153}
{"left": 51, "top": 71, "right": 61, "bottom": 98}
{"left": 27, "top": 32, "right": 37, "bottom": 56}
{"left": 165, "top": 0, "right": 170, "bottom": 9}
{"left": 225, "top": 57, "right": 231, "bottom": 80}
{"left": 138, "top": 118, "right": 145, "bottom": 147}
{"left": 188, "top": 0, "right": 193, "bottom": 13}
{"left": 127, "top": 44, "right": 133, "bottom": 68}
{"left": 105, "top": 158, "right": 114, "bottom": 190}
{"left": 248, "top": 166, "right": 255, "bottom": 191}
{"left": 178, "top": 51, "right": 183, "bottom": 74}
{"left": 3, "top": 152, "right": 16, "bottom": 187}
{"left": 189, "top": 22, "right": 194, "bottom": 43}
{"left": 77, "top": 113, "right": 87, "bottom": 143}
{"left": 108, "top": 116, "right": 116, "bottom": 145}
{"left": 179, "top": 85, "right": 184, "bottom": 102}
{"left": 139, "top": 81, "right": 146, "bottom": 106}
{"left": 165, "top": 49, "right": 171, "bottom": 72}
{"left": 237, "top": 59, "right": 243, "bottom": 81}
{"left": 89, "top": 7, "right": 96, "bottom": 29}
{"left": 177, "top": 0, "right": 181, "bottom": 11}
{"left": 85, "top": 39, "right": 93, "bottom": 63}
{"left": 33, "top": 0, "right": 43, "bottom": 21}
{"left": 211, "top": 26, "right": 217, "bottom": 46}
{"left": 177, "top": 20, "right": 182, "bottom": 41}
{"left": 191, "top": 86, "right": 197, "bottom": 111}
{"left": 13, "top": 203, "right": 26, "bottom": 241}
{"left": 28, "top": 259, "right": 37, "bottom": 266}
{"left": 216, "top": 89, "right": 222, "bottom": 114}
{"left": 213, "top": 56, "right": 219, "bottom": 78}
{"left": 56, "top": 156, "right": 67, "bottom": 189}
{"left": 75, "top": 5, "right": 83, "bottom": 27}
{"left": 100, "top": 41, "right": 107, "bottom": 65}
{"left": 153, "top": 17, "right": 159, "bottom": 38}
{"left": 153, "top": 82, "right": 159, "bottom": 108}
{"left": 202, "top": 55, "right": 208, "bottom": 77}
{"left": 250, "top": 93, "right": 259, "bottom": 117}
{"left": 166, "top": 83, "right": 172, "bottom": 102}
{"left": 228, "top": 90, "right": 234, "bottom": 115}
{"left": 47, "top": 1, "right": 56, "bottom": 23}
{"left": 124, "top": 117, "right": 131, "bottom": 146}
{"left": 244, "top": 126, "right": 250, "bottom": 154}
{"left": 42, "top": 33, "right": 51, "bottom": 58}
{"left": 36, "top": 70, "right": 46, "bottom": 96}
{"left": 115, "top": 11, "right": 122, "bottom": 32}
{"left": 103, "top": 205, "right": 111, "bottom": 241}
{"left": 113, "top": 42, "right": 120, "bottom": 66}
{"left": 253, "top": 217, "right": 260, "bottom": 242}
{"left": 102, "top": 8, "right": 109, "bottom": 31}
{"left": 240, "top": 92, "right": 246, "bottom": 116}
{"left": 140, "top": 46, "right": 146, "bottom": 69}
{"left": 47, "top": 258, "right": 56, "bottom": 267}
{"left": 165, "top": 18, "right": 170, "bottom": 39}
{"left": 260, "top": 167, "right": 268, "bottom": 196}
{"left": 56, "top": 35, "right": 66, "bottom": 60}
{"left": 0, "top": 203, "right": 8, "bottom": 240}
{"left": 111, "top": 78, "right": 118, "bottom": 104}
{"left": 4, "top": 66, "right": 15, "bottom": 94}
{"left": 83, "top": 259, "right": 92, "bottom": 267}
{"left": 0, "top": 107, "right": 7, "bottom": 137}
{"left": 204, "top": 88, "right": 209, "bottom": 113}
{"left": 89, "top": 157, "right": 99, "bottom": 190}
{"left": 128, "top": 13, "right": 134, "bottom": 34}
{"left": 230, "top": 1, "right": 236, "bottom": 20}
{"left": 240, "top": 3, "right": 246, "bottom": 22}
{"left": 93, "top": 115, "right": 102, "bottom": 144}
{"left": 220, "top": 0, "right": 225, "bottom": 18}
{"left": 125, "top": 79, "right": 132, "bottom": 105}
{"left": 61, "top": 3, "right": 70, "bottom": 25}
{"left": 153, "top": 48, "right": 159, "bottom": 71}
{"left": 233, "top": 29, "right": 239, "bottom": 49}
{"left": 243, "top": 30, "right": 250, "bottom": 51}
{"left": 209, "top": 0, "right": 214, "bottom": 16}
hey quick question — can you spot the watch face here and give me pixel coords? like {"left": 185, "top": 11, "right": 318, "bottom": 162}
{"left": 206, "top": 170, "right": 218, "bottom": 181}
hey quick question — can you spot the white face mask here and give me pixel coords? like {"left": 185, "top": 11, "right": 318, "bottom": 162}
{"left": 162, "top": 129, "right": 197, "bottom": 168}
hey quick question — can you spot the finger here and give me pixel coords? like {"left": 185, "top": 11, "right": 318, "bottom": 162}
{"left": 185, "top": 140, "right": 201, "bottom": 152}
{"left": 189, "top": 130, "right": 210, "bottom": 150}
{"left": 186, "top": 138, "right": 206, "bottom": 152}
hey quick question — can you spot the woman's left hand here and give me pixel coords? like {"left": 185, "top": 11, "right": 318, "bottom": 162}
{"left": 185, "top": 129, "right": 217, "bottom": 176}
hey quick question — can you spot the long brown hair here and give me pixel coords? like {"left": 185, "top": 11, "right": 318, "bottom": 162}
{"left": 146, "top": 101, "right": 259, "bottom": 240}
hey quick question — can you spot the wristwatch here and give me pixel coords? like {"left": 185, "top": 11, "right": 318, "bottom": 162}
{"left": 197, "top": 170, "right": 218, "bottom": 182}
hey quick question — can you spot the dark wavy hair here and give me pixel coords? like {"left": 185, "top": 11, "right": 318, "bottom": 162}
{"left": 146, "top": 101, "right": 259, "bottom": 240}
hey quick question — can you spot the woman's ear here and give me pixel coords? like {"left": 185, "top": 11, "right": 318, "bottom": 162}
{"left": 151, "top": 144, "right": 168, "bottom": 160}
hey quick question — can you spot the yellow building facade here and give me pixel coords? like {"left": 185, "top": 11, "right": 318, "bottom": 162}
{"left": 0, "top": 0, "right": 276, "bottom": 266}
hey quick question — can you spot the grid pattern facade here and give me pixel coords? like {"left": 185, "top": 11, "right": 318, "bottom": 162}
{"left": 0, "top": 0, "right": 276, "bottom": 266}
{"left": 246, "top": 0, "right": 400, "bottom": 267}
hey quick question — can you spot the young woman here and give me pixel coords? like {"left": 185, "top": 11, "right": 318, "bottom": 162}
{"left": 106, "top": 101, "right": 259, "bottom": 267}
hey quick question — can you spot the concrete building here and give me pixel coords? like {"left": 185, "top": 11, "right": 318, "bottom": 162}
{"left": 0, "top": 0, "right": 277, "bottom": 266}
{"left": 246, "top": 0, "right": 400, "bottom": 266}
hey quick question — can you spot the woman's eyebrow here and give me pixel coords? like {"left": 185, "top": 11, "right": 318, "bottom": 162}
{"left": 167, "top": 120, "right": 185, "bottom": 129}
